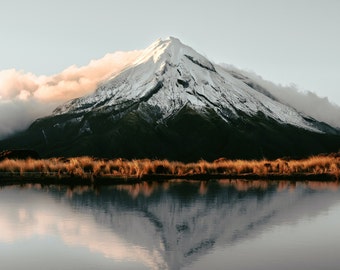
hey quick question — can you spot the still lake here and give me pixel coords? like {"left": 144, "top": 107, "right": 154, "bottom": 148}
{"left": 1, "top": 180, "right": 340, "bottom": 270}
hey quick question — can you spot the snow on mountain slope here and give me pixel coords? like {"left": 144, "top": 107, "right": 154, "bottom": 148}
{"left": 54, "top": 37, "right": 322, "bottom": 132}
{"left": 221, "top": 64, "right": 340, "bottom": 129}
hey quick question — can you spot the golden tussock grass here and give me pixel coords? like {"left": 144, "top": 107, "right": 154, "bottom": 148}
{"left": 0, "top": 154, "right": 339, "bottom": 180}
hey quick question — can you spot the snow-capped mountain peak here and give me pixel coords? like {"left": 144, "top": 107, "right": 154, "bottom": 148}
{"left": 53, "top": 37, "right": 324, "bottom": 133}
{"left": 133, "top": 37, "right": 184, "bottom": 65}
{"left": 3, "top": 37, "right": 340, "bottom": 160}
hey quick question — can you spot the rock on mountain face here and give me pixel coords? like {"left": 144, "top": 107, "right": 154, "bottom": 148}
{"left": 1, "top": 37, "right": 340, "bottom": 161}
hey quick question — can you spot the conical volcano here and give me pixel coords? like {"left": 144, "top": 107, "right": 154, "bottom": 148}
{"left": 1, "top": 37, "right": 340, "bottom": 161}
{"left": 53, "top": 37, "right": 330, "bottom": 132}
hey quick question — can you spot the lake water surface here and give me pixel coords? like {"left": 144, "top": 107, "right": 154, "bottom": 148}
{"left": 1, "top": 180, "right": 340, "bottom": 270}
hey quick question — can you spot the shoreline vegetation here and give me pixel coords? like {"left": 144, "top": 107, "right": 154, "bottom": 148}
{"left": 0, "top": 154, "right": 339, "bottom": 185}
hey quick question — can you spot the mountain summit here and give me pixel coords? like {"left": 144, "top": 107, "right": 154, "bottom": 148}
{"left": 53, "top": 37, "right": 327, "bottom": 132}
{"left": 1, "top": 37, "right": 340, "bottom": 160}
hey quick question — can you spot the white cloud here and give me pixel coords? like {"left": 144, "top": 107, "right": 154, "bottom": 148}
{"left": 221, "top": 64, "right": 340, "bottom": 128}
{"left": 0, "top": 50, "right": 141, "bottom": 139}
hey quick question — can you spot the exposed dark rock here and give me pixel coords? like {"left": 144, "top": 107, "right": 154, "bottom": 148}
{"left": 177, "top": 79, "right": 189, "bottom": 88}
{"left": 184, "top": 54, "right": 216, "bottom": 72}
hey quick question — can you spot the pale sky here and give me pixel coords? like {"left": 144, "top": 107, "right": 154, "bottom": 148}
{"left": 1, "top": 0, "right": 340, "bottom": 105}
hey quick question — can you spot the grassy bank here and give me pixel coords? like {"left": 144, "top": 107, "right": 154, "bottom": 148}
{"left": 0, "top": 154, "right": 339, "bottom": 184}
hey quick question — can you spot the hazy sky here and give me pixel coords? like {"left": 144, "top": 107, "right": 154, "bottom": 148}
{"left": 1, "top": 0, "right": 340, "bottom": 106}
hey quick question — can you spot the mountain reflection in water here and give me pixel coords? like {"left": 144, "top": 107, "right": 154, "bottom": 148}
{"left": 0, "top": 180, "right": 339, "bottom": 270}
